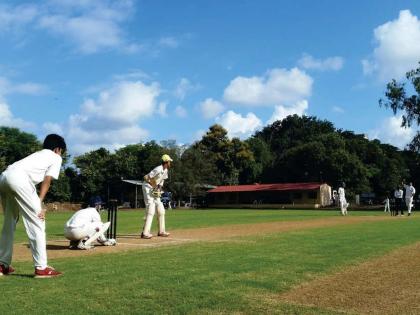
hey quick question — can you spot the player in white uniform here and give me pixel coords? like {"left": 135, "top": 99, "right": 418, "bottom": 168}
{"left": 394, "top": 187, "right": 404, "bottom": 216}
{"left": 0, "top": 134, "right": 66, "bottom": 278}
{"left": 141, "top": 154, "right": 173, "bottom": 239}
{"left": 383, "top": 197, "right": 390, "bottom": 213}
{"left": 338, "top": 182, "right": 349, "bottom": 216}
{"left": 403, "top": 182, "right": 416, "bottom": 216}
{"left": 64, "top": 196, "right": 116, "bottom": 250}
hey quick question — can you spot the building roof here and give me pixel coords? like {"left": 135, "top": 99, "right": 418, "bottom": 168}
{"left": 207, "top": 182, "right": 326, "bottom": 193}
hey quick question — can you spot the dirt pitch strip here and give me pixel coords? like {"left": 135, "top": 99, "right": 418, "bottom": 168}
{"left": 280, "top": 242, "right": 420, "bottom": 315}
{"left": 11, "top": 215, "right": 392, "bottom": 262}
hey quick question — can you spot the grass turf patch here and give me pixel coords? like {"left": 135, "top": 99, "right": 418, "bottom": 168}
{"left": 1, "top": 209, "right": 382, "bottom": 242}
{"left": 1, "top": 216, "right": 419, "bottom": 314}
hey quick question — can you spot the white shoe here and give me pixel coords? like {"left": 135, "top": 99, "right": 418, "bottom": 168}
{"left": 77, "top": 240, "right": 94, "bottom": 250}
{"left": 102, "top": 239, "right": 117, "bottom": 246}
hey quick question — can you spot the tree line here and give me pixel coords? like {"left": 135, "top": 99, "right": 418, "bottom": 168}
{"left": 1, "top": 115, "right": 418, "bottom": 204}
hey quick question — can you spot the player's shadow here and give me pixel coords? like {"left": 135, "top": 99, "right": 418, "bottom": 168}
{"left": 117, "top": 234, "right": 138, "bottom": 239}
{"left": 25, "top": 244, "right": 68, "bottom": 250}
{"left": 46, "top": 244, "right": 69, "bottom": 250}
{"left": 10, "top": 274, "right": 34, "bottom": 278}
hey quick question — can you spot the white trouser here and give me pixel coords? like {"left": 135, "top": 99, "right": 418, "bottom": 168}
{"left": 406, "top": 197, "right": 414, "bottom": 213}
{"left": 142, "top": 185, "right": 166, "bottom": 235}
{"left": 0, "top": 169, "right": 47, "bottom": 269}
{"left": 64, "top": 222, "right": 105, "bottom": 241}
{"left": 339, "top": 198, "right": 348, "bottom": 215}
{"left": 384, "top": 203, "right": 390, "bottom": 212}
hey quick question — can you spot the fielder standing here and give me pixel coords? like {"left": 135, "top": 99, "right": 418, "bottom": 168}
{"left": 338, "top": 182, "right": 349, "bottom": 216}
{"left": 0, "top": 134, "right": 66, "bottom": 278}
{"left": 394, "top": 186, "right": 404, "bottom": 216}
{"left": 140, "top": 154, "right": 173, "bottom": 239}
{"left": 383, "top": 196, "right": 390, "bottom": 213}
{"left": 403, "top": 181, "right": 416, "bottom": 216}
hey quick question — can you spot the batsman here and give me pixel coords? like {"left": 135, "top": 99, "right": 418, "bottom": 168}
{"left": 140, "top": 154, "right": 173, "bottom": 239}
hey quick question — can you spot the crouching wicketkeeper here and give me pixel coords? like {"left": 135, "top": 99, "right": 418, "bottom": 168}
{"left": 64, "top": 196, "right": 116, "bottom": 250}
{"left": 140, "top": 154, "right": 172, "bottom": 239}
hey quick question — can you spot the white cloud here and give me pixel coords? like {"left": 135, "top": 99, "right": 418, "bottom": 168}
{"left": 298, "top": 54, "right": 344, "bottom": 71}
{"left": 193, "top": 129, "right": 206, "bottom": 142}
{"left": 0, "top": 77, "right": 48, "bottom": 96}
{"left": 38, "top": 13, "right": 124, "bottom": 54}
{"left": 362, "top": 10, "right": 420, "bottom": 81}
{"left": 175, "top": 105, "right": 187, "bottom": 118}
{"left": 216, "top": 110, "right": 262, "bottom": 139}
{"left": 200, "top": 98, "right": 225, "bottom": 119}
{"left": 0, "top": 2, "right": 184, "bottom": 55}
{"left": 223, "top": 67, "right": 313, "bottom": 106}
{"left": 0, "top": 101, "right": 34, "bottom": 129}
{"left": 80, "top": 81, "right": 159, "bottom": 125}
{"left": 332, "top": 106, "right": 345, "bottom": 113}
{"left": 66, "top": 80, "right": 159, "bottom": 154}
{"left": 42, "top": 122, "right": 63, "bottom": 135}
{"left": 267, "top": 100, "right": 309, "bottom": 124}
{"left": 159, "top": 37, "right": 179, "bottom": 48}
{"left": 174, "top": 78, "right": 197, "bottom": 100}
{"left": 157, "top": 102, "right": 167, "bottom": 117}
{"left": 0, "top": 3, "right": 39, "bottom": 31}
{"left": 1, "top": 1, "right": 139, "bottom": 54}
{"left": 368, "top": 115, "right": 415, "bottom": 148}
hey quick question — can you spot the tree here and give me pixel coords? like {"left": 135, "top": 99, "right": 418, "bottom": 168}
{"left": 0, "top": 127, "right": 41, "bottom": 172}
{"left": 193, "top": 124, "right": 255, "bottom": 185}
{"left": 72, "top": 148, "right": 114, "bottom": 201}
{"left": 46, "top": 172, "right": 71, "bottom": 202}
{"left": 380, "top": 62, "right": 420, "bottom": 151}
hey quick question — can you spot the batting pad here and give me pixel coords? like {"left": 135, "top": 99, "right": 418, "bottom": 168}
{"left": 84, "top": 222, "right": 111, "bottom": 247}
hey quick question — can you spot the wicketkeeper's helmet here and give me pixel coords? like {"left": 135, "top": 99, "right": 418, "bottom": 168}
{"left": 89, "top": 196, "right": 104, "bottom": 207}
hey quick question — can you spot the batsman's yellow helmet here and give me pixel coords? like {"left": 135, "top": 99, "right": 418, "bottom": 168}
{"left": 162, "top": 154, "right": 173, "bottom": 162}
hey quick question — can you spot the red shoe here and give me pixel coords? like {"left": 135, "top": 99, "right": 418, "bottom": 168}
{"left": 158, "top": 232, "right": 170, "bottom": 237}
{"left": 0, "top": 264, "right": 15, "bottom": 276}
{"left": 34, "top": 266, "right": 62, "bottom": 278}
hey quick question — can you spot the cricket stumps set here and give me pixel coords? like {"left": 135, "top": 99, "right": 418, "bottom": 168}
{"left": 107, "top": 199, "right": 118, "bottom": 240}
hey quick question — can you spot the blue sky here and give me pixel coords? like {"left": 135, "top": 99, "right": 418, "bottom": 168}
{"left": 1, "top": 0, "right": 420, "bottom": 155}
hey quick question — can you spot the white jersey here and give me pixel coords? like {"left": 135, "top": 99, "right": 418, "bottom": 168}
{"left": 338, "top": 187, "right": 346, "bottom": 201}
{"left": 144, "top": 165, "right": 168, "bottom": 188}
{"left": 65, "top": 207, "right": 101, "bottom": 229}
{"left": 7, "top": 149, "right": 62, "bottom": 185}
{"left": 394, "top": 189, "right": 403, "bottom": 199}
{"left": 404, "top": 185, "right": 416, "bottom": 198}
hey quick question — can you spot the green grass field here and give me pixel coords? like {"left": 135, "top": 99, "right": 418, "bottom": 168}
{"left": 1, "top": 209, "right": 419, "bottom": 314}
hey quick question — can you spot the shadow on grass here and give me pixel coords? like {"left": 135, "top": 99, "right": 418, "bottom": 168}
{"left": 10, "top": 273, "right": 34, "bottom": 278}
{"left": 46, "top": 244, "right": 69, "bottom": 250}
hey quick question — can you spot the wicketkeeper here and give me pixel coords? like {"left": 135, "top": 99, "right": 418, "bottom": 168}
{"left": 140, "top": 154, "right": 173, "bottom": 239}
{"left": 64, "top": 196, "right": 116, "bottom": 250}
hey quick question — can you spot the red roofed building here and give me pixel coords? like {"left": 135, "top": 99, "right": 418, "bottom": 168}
{"left": 207, "top": 182, "right": 332, "bottom": 209}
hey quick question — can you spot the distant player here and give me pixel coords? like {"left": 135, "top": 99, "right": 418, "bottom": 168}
{"left": 403, "top": 182, "right": 416, "bottom": 216}
{"left": 140, "top": 154, "right": 173, "bottom": 239}
{"left": 0, "top": 134, "right": 66, "bottom": 278}
{"left": 383, "top": 197, "right": 390, "bottom": 213}
{"left": 64, "top": 196, "right": 116, "bottom": 249}
{"left": 394, "top": 186, "right": 404, "bottom": 216}
{"left": 338, "top": 182, "right": 349, "bottom": 216}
